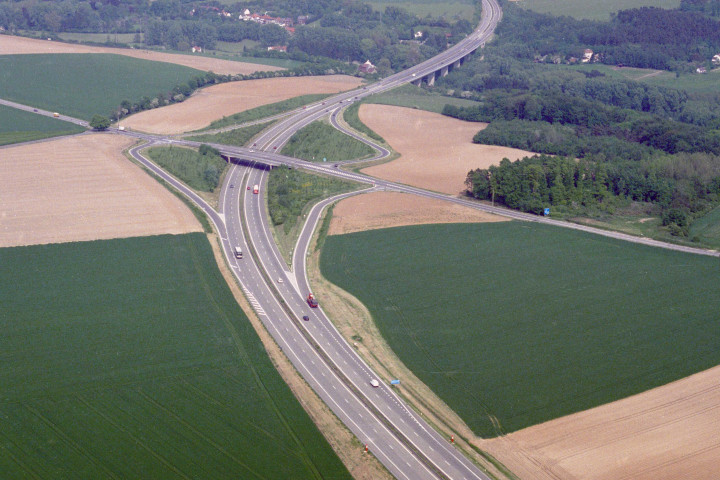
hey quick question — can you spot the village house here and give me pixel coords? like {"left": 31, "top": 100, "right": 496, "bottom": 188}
{"left": 191, "top": 46, "right": 202, "bottom": 53}
{"left": 712, "top": 54, "right": 720, "bottom": 65}
{"left": 582, "top": 49, "right": 593, "bottom": 63}
{"left": 359, "top": 60, "right": 377, "bottom": 74}
{"left": 267, "top": 45, "right": 287, "bottom": 52}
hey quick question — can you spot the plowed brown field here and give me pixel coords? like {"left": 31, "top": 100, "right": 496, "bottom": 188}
{"left": 120, "top": 75, "right": 363, "bottom": 134}
{"left": 328, "top": 191, "right": 507, "bottom": 235}
{"left": 0, "top": 134, "right": 201, "bottom": 247}
{"left": 358, "top": 104, "right": 535, "bottom": 195}
{"left": 0, "top": 34, "right": 283, "bottom": 75}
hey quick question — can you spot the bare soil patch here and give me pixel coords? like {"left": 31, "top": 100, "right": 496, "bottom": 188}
{"left": 329, "top": 191, "right": 507, "bottom": 235}
{"left": 483, "top": 365, "right": 720, "bottom": 480}
{"left": 121, "top": 75, "right": 363, "bottom": 134}
{"left": 0, "top": 34, "right": 281, "bottom": 75}
{"left": 0, "top": 134, "right": 201, "bottom": 247}
{"left": 359, "top": 104, "right": 536, "bottom": 195}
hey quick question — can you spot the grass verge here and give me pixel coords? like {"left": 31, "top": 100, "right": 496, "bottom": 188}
{"left": 281, "top": 120, "right": 376, "bottom": 163}
{"left": 268, "top": 165, "right": 361, "bottom": 264}
{"left": 145, "top": 144, "right": 227, "bottom": 193}
{"left": 198, "top": 94, "right": 330, "bottom": 132}
{"left": 188, "top": 121, "right": 273, "bottom": 147}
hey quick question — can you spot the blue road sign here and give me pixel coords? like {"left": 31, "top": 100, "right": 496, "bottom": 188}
{"left": 544, "top": 208, "right": 550, "bottom": 216}
{"left": 390, "top": 379, "right": 400, "bottom": 385}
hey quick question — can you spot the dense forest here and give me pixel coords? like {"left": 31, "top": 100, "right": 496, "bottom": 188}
{"left": 434, "top": 0, "right": 720, "bottom": 239}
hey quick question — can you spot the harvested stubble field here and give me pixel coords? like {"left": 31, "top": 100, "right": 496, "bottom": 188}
{"left": 121, "top": 75, "right": 363, "bottom": 134}
{"left": 358, "top": 104, "right": 536, "bottom": 195}
{"left": 328, "top": 191, "right": 507, "bottom": 235}
{"left": 0, "top": 34, "right": 282, "bottom": 75}
{"left": 0, "top": 134, "right": 201, "bottom": 247}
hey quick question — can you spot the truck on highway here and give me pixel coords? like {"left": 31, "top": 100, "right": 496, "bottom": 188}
{"left": 253, "top": 185, "right": 259, "bottom": 194}
{"left": 307, "top": 293, "right": 318, "bottom": 308}
{"left": 234, "top": 246, "right": 243, "bottom": 259}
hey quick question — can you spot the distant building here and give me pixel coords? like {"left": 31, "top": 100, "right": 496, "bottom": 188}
{"left": 414, "top": 31, "right": 423, "bottom": 39}
{"left": 712, "top": 54, "right": 720, "bottom": 65}
{"left": 267, "top": 45, "right": 287, "bottom": 52}
{"left": 297, "top": 15, "right": 309, "bottom": 25}
{"left": 191, "top": 46, "right": 202, "bottom": 53}
{"left": 696, "top": 66, "right": 707, "bottom": 74}
{"left": 359, "top": 60, "right": 377, "bottom": 74}
{"left": 582, "top": 49, "right": 593, "bottom": 63}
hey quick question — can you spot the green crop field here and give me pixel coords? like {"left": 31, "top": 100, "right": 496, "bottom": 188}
{"left": 367, "top": 0, "right": 476, "bottom": 21}
{"left": 0, "top": 104, "right": 85, "bottom": 145}
{"left": 281, "top": 121, "right": 376, "bottom": 162}
{"left": 320, "top": 222, "right": 720, "bottom": 437}
{"left": 0, "top": 234, "right": 351, "bottom": 479}
{"left": 0, "top": 54, "right": 203, "bottom": 120}
{"left": 690, "top": 205, "right": 720, "bottom": 248}
{"left": 515, "top": 0, "right": 681, "bottom": 21}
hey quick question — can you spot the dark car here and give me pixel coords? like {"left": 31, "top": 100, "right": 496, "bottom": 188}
{"left": 302, "top": 315, "right": 309, "bottom": 321}
{"left": 247, "top": 186, "right": 251, "bottom": 190}
{"left": 230, "top": 184, "right": 234, "bottom": 188}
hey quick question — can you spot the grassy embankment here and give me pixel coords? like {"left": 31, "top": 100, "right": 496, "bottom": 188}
{"left": 0, "top": 104, "right": 85, "bottom": 145}
{"left": 0, "top": 234, "right": 353, "bottom": 479}
{"left": 364, "top": 83, "right": 481, "bottom": 113}
{"left": 188, "top": 121, "right": 273, "bottom": 147}
{"left": 517, "top": 0, "right": 680, "bottom": 21}
{"left": 195, "top": 94, "right": 331, "bottom": 132}
{"left": 0, "top": 53, "right": 203, "bottom": 120}
{"left": 268, "top": 165, "right": 361, "bottom": 265}
{"left": 320, "top": 222, "right": 720, "bottom": 438}
{"left": 281, "top": 121, "right": 376, "bottom": 163}
{"left": 144, "top": 145, "right": 228, "bottom": 209}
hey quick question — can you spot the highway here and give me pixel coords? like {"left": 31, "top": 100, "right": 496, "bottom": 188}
{"left": 7, "top": 0, "right": 719, "bottom": 477}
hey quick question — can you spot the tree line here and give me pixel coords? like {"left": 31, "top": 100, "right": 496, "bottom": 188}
{"left": 466, "top": 153, "right": 720, "bottom": 236}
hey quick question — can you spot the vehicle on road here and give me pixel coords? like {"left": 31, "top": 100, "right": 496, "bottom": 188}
{"left": 307, "top": 293, "right": 318, "bottom": 308}
{"left": 253, "top": 185, "right": 259, "bottom": 194}
{"left": 230, "top": 184, "right": 234, "bottom": 188}
{"left": 33, "top": 109, "right": 38, "bottom": 112}
{"left": 370, "top": 379, "right": 380, "bottom": 388}
{"left": 247, "top": 186, "right": 251, "bottom": 190}
{"left": 277, "top": 277, "right": 283, "bottom": 283}
{"left": 234, "top": 247, "right": 243, "bottom": 259}
{"left": 52, "top": 112, "right": 60, "bottom": 117}
{"left": 302, "top": 315, "right": 309, "bottom": 321}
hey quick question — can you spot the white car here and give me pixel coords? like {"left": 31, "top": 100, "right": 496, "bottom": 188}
{"left": 370, "top": 379, "right": 379, "bottom": 388}
{"left": 278, "top": 277, "right": 283, "bottom": 284}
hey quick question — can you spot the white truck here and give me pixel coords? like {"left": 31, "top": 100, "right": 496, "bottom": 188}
{"left": 234, "top": 246, "right": 243, "bottom": 259}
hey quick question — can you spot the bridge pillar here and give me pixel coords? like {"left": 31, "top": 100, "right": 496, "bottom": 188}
{"left": 425, "top": 72, "right": 435, "bottom": 86}
{"left": 440, "top": 65, "right": 449, "bottom": 77}
{"left": 453, "top": 59, "right": 462, "bottom": 69}
{"left": 412, "top": 78, "right": 422, "bottom": 87}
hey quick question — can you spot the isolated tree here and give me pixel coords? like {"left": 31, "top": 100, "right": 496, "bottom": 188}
{"left": 90, "top": 115, "right": 111, "bottom": 131}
